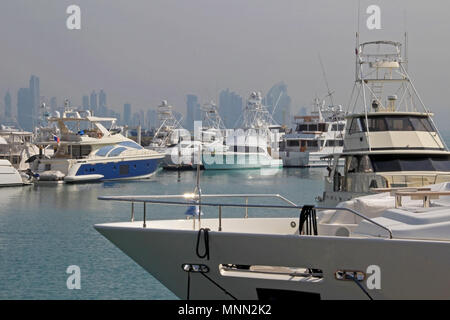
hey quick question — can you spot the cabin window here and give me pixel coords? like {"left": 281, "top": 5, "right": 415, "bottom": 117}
{"left": 359, "top": 116, "right": 436, "bottom": 132}
{"left": 69, "top": 145, "right": 92, "bottom": 158}
{"left": 348, "top": 118, "right": 362, "bottom": 134}
{"left": 326, "top": 140, "right": 343, "bottom": 147}
{"left": 347, "top": 156, "right": 359, "bottom": 173}
{"left": 306, "top": 140, "right": 318, "bottom": 147}
{"left": 331, "top": 124, "right": 345, "bottom": 131}
{"left": 370, "top": 154, "right": 450, "bottom": 172}
{"left": 287, "top": 140, "right": 300, "bottom": 147}
{"left": 296, "top": 124, "right": 308, "bottom": 132}
{"left": 308, "top": 124, "right": 318, "bottom": 131}
{"left": 318, "top": 123, "right": 327, "bottom": 132}
{"left": 119, "top": 141, "right": 143, "bottom": 150}
{"left": 119, "top": 164, "right": 129, "bottom": 175}
{"left": 346, "top": 155, "right": 373, "bottom": 173}
{"left": 96, "top": 145, "right": 115, "bottom": 157}
{"left": 108, "top": 147, "right": 127, "bottom": 157}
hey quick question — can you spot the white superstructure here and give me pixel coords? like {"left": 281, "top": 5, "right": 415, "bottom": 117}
{"left": 280, "top": 100, "right": 345, "bottom": 167}
{"left": 318, "top": 39, "right": 450, "bottom": 206}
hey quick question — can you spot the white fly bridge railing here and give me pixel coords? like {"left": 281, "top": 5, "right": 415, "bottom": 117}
{"left": 97, "top": 193, "right": 393, "bottom": 238}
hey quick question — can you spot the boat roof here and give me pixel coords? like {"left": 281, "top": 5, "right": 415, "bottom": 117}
{"left": 323, "top": 149, "right": 450, "bottom": 158}
{"left": 48, "top": 116, "right": 117, "bottom": 122}
{"left": 345, "top": 111, "right": 433, "bottom": 119}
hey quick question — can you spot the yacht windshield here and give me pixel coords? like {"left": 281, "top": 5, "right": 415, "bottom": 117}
{"left": 359, "top": 115, "right": 435, "bottom": 132}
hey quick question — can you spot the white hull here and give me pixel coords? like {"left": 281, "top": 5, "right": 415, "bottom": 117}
{"left": 95, "top": 218, "right": 450, "bottom": 299}
{"left": 281, "top": 151, "right": 344, "bottom": 167}
{"left": 203, "top": 153, "right": 282, "bottom": 170}
{"left": 0, "top": 160, "right": 24, "bottom": 186}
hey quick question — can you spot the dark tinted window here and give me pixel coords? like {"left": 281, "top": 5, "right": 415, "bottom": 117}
{"left": 307, "top": 140, "right": 318, "bottom": 147}
{"left": 119, "top": 165, "right": 129, "bottom": 175}
{"left": 318, "top": 123, "right": 327, "bottom": 132}
{"left": 287, "top": 140, "right": 300, "bottom": 147}
{"left": 348, "top": 118, "right": 361, "bottom": 134}
{"left": 370, "top": 154, "right": 450, "bottom": 172}
{"left": 332, "top": 124, "right": 345, "bottom": 131}
{"left": 296, "top": 124, "right": 308, "bottom": 132}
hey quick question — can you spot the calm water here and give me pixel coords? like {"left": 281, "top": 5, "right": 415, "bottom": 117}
{"left": 0, "top": 167, "right": 325, "bottom": 300}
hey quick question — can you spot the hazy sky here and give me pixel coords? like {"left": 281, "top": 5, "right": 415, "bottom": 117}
{"left": 1, "top": 0, "right": 450, "bottom": 127}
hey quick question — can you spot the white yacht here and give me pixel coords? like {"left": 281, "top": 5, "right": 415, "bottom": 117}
{"left": 147, "top": 100, "right": 190, "bottom": 154}
{"left": 32, "top": 110, "right": 164, "bottom": 183}
{"left": 0, "top": 125, "right": 39, "bottom": 171}
{"left": 280, "top": 101, "right": 345, "bottom": 167}
{"left": 162, "top": 101, "right": 227, "bottom": 170}
{"left": 0, "top": 159, "right": 25, "bottom": 186}
{"left": 202, "top": 133, "right": 282, "bottom": 170}
{"left": 203, "top": 92, "right": 282, "bottom": 170}
{"left": 95, "top": 181, "right": 450, "bottom": 300}
{"left": 318, "top": 39, "right": 450, "bottom": 206}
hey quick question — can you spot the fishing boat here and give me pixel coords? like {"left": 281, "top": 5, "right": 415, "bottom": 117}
{"left": 147, "top": 100, "right": 189, "bottom": 154}
{"left": 162, "top": 101, "right": 227, "bottom": 170}
{"left": 317, "top": 39, "right": 450, "bottom": 206}
{"left": 280, "top": 100, "right": 345, "bottom": 167}
{"left": 32, "top": 109, "right": 164, "bottom": 183}
{"left": 203, "top": 92, "right": 282, "bottom": 170}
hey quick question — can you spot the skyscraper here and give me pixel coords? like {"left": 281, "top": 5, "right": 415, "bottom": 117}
{"left": 17, "top": 87, "right": 32, "bottom": 130}
{"left": 123, "top": 103, "right": 131, "bottom": 125}
{"left": 82, "top": 95, "right": 89, "bottom": 110}
{"left": 265, "top": 81, "right": 291, "bottom": 126}
{"left": 219, "top": 89, "right": 243, "bottom": 128}
{"left": 98, "top": 90, "right": 107, "bottom": 116}
{"left": 4, "top": 91, "right": 12, "bottom": 119}
{"left": 185, "top": 94, "right": 200, "bottom": 131}
{"left": 90, "top": 91, "right": 98, "bottom": 114}
{"left": 50, "top": 97, "right": 57, "bottom": 113}
{"left": 29, "top": 75, "right": 40, "bottom": 118}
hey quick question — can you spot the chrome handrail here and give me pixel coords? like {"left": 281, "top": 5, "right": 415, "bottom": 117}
{"left": 98, "top": 193, "right": 393, "bottom": 238}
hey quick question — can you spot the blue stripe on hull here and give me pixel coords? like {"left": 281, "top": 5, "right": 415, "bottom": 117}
{"left": 75, "top": 158, "right": 160, "bottom": 180}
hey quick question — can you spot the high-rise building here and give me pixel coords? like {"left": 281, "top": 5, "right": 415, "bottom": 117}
{"left": 98, "top": 90, "right": 107, "bottom": 116}
{"left": 145, "top": 109, "right": 157, "bottom": 129}
{"left": 185, "top": 94, "right": 200, "bottom": 131}
{"left": 265, "top": 81, "right": 292, "bottom": 126}
{"left": 50, "top": 97, "right": 57, "bottom": 112}
{"left": 82, "top": 95, "right": 89, "bottom": 110}
{"left": 17, "top": 88, "right": 32, "bottom": 130}
{"left": 219, "top": 89, "right": 243, "bottom": 128}
{"left": 90, "top": 91, "right": 98, "bottom": 114}
{"left": 123, "top": 103, "right": 131, "bottom": 125}
{"left": 99, "top": 90, "right": 106, "bottom": 108}
{"left": 4, "top": 91, "right": 12, "bottom": 119}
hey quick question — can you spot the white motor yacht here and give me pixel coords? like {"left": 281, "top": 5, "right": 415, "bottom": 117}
{"left": 33, "top": 110, "right": 164, "bottom": 183}
{"left": 280, "top": 101, "right": 345, "bottom": 167}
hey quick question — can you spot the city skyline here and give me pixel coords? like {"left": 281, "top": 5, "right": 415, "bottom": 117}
{"left": 1, "top": 1, "right": 450, "bottom": 129}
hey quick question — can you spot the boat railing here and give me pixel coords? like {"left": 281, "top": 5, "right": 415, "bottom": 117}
{"left": 97, "top": 193, "right": 393, "bottom": 238}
